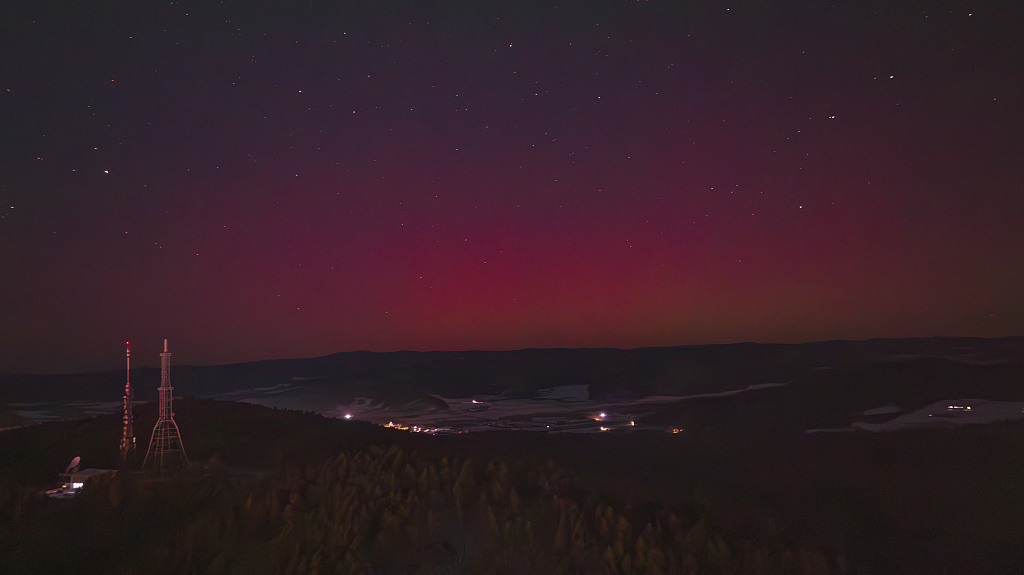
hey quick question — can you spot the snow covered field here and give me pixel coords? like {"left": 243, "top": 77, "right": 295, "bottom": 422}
{"left": 853, "top": 399, "right": 1024, "bottom": 432}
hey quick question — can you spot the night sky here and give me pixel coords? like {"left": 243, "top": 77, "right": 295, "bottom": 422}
{"left": 2, "top": 0, "right": 1022, "bottom": 373}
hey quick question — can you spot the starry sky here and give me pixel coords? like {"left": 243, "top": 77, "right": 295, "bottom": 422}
{"left": 2, "top": 0, "right": 1022, "bottom": 373}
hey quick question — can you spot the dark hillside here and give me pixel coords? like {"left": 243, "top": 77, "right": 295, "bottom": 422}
{"left": 2, "top": 398, "right": 1023, "bottom": 574}
{"left": 4, "top": 337, "right": 1021, "bottom": 407}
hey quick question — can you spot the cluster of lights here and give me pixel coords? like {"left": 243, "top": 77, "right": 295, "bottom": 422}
{"left": 382, "top": 415, "right": 640, "bottom": 434}
{"left": 932, "top": 405, "right": 974, "bottom": 417}
{"left": 383, "top": 421, "right": 455, "bottom": 435}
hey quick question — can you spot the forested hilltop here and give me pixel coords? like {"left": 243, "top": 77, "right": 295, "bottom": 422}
{"left": 2, "top": 398, "right": 1023, "bottom": 574}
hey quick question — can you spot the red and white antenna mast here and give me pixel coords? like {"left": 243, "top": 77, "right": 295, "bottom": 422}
{"left": 143, "top": 339, "right": 188, "bottom": 473}
{"left": 119, "top": 341, "right": 135, "bottom": 465}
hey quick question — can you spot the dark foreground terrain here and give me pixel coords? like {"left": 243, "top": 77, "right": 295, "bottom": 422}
{"left": 2, "top": 395, "right": 1023, "bottom": 575}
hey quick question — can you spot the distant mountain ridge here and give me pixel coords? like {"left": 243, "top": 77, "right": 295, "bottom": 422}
{"left": 3, "top": 337, "right": 1022, "bottom": 399}
{"left": 2, "top": 337, "right": 1022, "bottom": 431}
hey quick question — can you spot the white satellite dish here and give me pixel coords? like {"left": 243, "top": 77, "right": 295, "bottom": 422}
{"left": 65, "top": 456, "right": 81, "bottom": 474}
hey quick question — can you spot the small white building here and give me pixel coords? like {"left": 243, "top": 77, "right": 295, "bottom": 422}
{"left": 48, "top": 468, "right": 116, "bottom": 498}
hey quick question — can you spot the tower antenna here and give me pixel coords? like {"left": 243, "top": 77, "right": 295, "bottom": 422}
{"left": 119, "top": 341, "right": 135, "bottom": 465}
{"left": 143, "top": 339, "right": 188, "bottom": 473}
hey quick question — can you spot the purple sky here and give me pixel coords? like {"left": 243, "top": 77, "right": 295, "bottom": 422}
{"left": 1, "top": 0, "right": 1022, "bottom": 373}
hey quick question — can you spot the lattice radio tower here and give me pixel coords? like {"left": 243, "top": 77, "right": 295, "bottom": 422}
{"left": 119, "top": 341, "right": 135, "bottom": 466}
{"left": 143, "top": 339, "right": 188, "bottom": 472}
